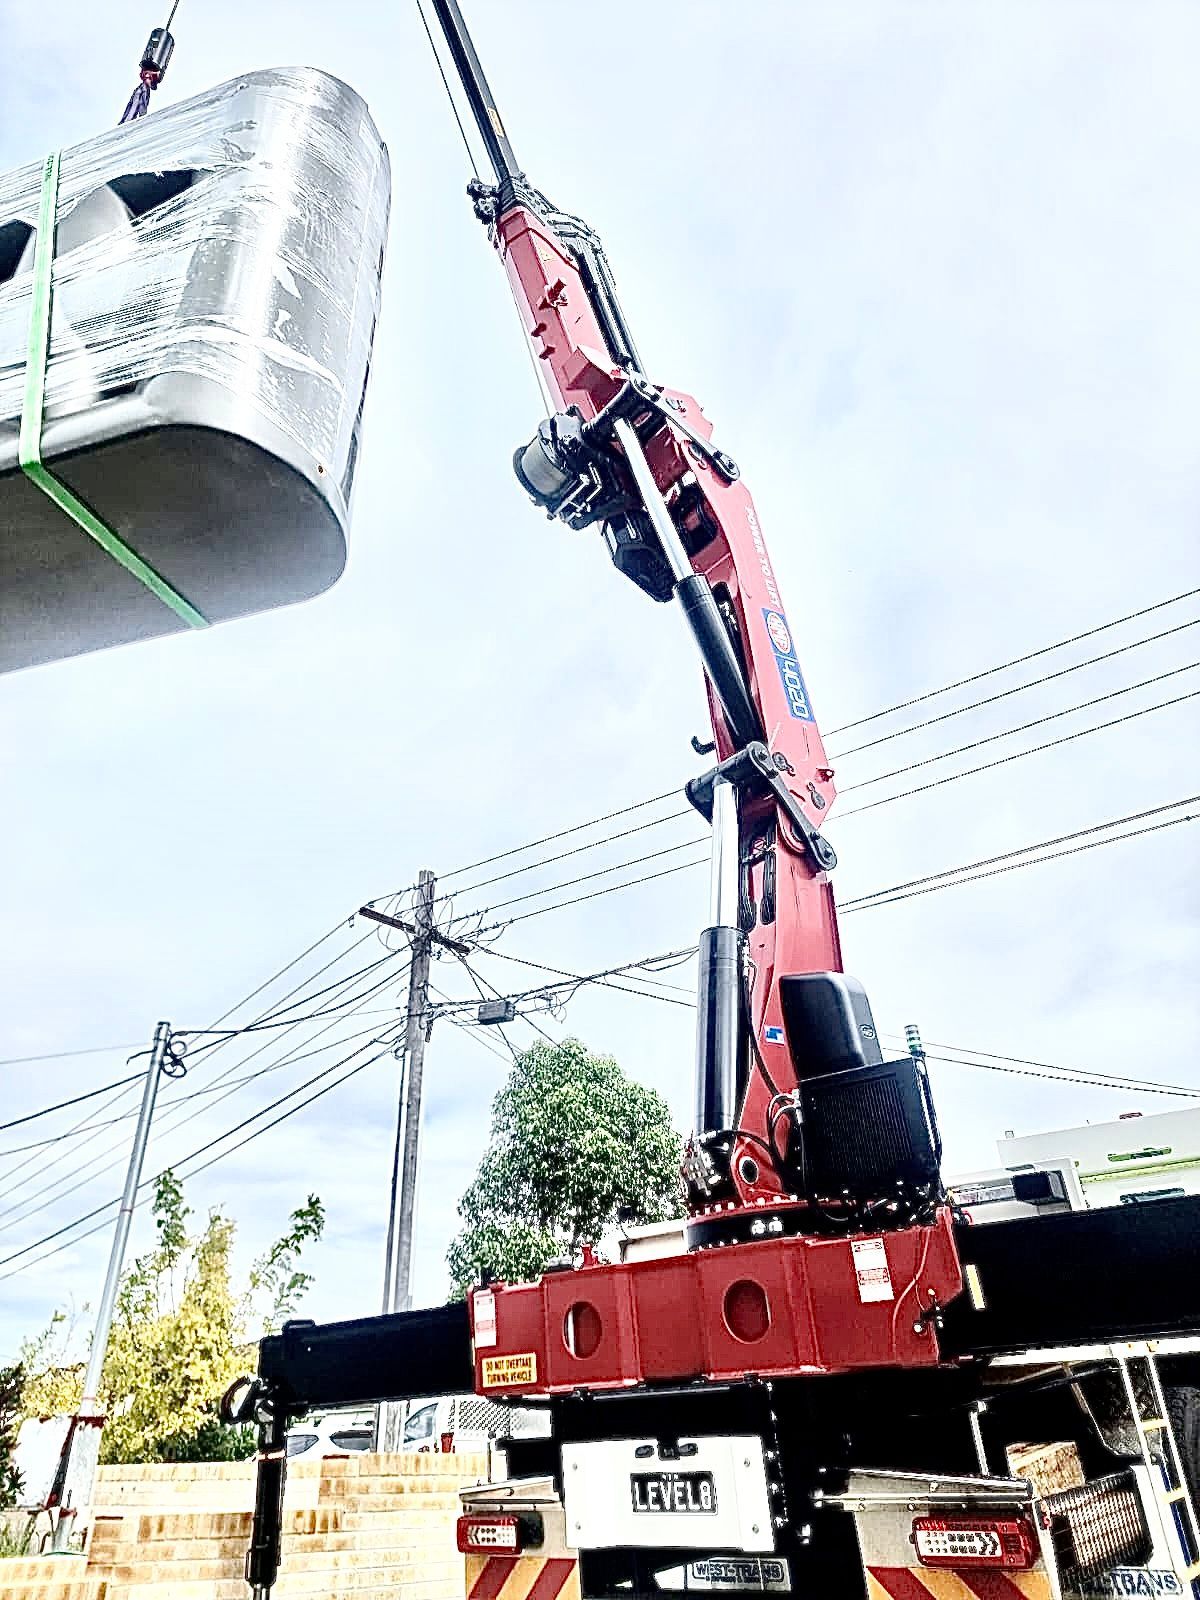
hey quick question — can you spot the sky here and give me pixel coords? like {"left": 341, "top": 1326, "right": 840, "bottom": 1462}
{"left": 0, "top": 1, "right": 1197, "bottom": 1365}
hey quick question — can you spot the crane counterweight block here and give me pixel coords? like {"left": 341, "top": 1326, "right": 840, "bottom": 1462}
{"left": 468, "top": 1210, "right": 964, "bottom": 1397}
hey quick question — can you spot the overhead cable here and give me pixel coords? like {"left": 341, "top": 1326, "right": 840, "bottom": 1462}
{"left": 832, "top": 618, "right": 1199, "bottom": 758}
{"left": 0, "top": 1072, "right": 145, "bottom": 1133}
{"left": 828, "top": 586, "right": 1200, "bottom": 735}
{"left": 837, "top": 687, "right": 1199, "bottom": 820}
{"left": 841, "top": 803, "right": 1199, "bottom": 912}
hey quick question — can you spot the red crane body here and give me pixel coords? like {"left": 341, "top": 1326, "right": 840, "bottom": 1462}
{"left": 496, "top": 202, "right": 845, "bottom": 1210}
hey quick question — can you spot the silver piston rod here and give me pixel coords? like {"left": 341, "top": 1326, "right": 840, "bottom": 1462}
{"left": 695, "top": 777, "right": 742, "bottom": 1135}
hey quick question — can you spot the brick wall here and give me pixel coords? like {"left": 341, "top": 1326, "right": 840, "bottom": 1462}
{"left": 0, "top": 1452, "right": 487, "bottom": 1600}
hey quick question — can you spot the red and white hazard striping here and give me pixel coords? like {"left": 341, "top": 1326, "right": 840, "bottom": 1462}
{"left": 867, "top": 1567, "right": 1053, "bottom": 1600}
{"left": 466, "top": 1554, "right": 579, "bottom": 1600}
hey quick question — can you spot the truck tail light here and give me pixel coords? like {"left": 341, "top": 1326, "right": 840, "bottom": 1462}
{"left": 457, "top": 1512, "right": 543, "bottom": 1554}
{"left": 911, "top": 1515, "right": 1037, "bottom": 1569}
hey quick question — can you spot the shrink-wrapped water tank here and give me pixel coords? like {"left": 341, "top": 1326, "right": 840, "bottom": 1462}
{"left": 0, "top": 67, "right": 391, "bottom": 672}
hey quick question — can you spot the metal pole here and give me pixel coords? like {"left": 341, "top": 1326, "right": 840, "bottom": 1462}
{"left": 377, "top": 873, "right": 436, "bottom": 1450}
{"left": 393, "top": 871, "right": 437, "bottom": 1314}
{"left": 695, "top": 782, "right": 742, "bottom": 1135}
{"left": 427, "top": 0, "right": 523, "bottom": 183}
{"left": 50, "top": 1020, "right": 171, "bottom": 1550}
{"left": 81, "top": 1019, "right": 172, "bottom": 1412}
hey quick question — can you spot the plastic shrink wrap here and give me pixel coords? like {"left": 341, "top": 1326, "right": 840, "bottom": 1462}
{"left": 0, "top": 67, "right": 391, "bottom": 672}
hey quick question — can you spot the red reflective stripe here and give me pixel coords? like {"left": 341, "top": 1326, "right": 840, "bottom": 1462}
{"left": 525, "top": 1557, "right": 577, "bottom": 1600}
{"left": 959, "top": 1575, "right": 1030, "bottom": 1600}
{"left": 868, "top": 1569, "right": 936, "bottom": 1600}
{"left": 470, "top": 1556, "right": 519, "bottom": 1600}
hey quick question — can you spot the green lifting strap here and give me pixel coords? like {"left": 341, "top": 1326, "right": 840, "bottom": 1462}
{"left": 19, "top": 150, "right": 208, "bottom": 630}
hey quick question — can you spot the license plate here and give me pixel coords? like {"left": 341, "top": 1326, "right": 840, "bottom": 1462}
{"left": 561, "top": 1435, "right": 773, "bottom": 1552}
{"left": 632, "top": 1471, "right": 717, "bottom": 1515}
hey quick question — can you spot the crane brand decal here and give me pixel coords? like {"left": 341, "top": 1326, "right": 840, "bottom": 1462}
{"left": 481, "top": 1352, "right": 537, "bottom": 1387}
{"left": 688, "top": 1558, "right": 790, "bottom": 1591}
{"left": 1085, "top": 1574, "right": 1183, "bottom": 1597}
{"left": 761, "top": 609, "right": 815, "bottom": 722}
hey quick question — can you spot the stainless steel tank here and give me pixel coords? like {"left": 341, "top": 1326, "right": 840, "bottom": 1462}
{"left": 0, "top": 67, "right": 391, "bottom": 672}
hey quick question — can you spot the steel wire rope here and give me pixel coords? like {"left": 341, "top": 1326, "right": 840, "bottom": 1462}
{"left": 831, "top": 618, "right": 1200, "bottom": 759}
{"left": 0, "top": 960, "right": 412, "bottom": 1233}
{"left": 846, "top": 662, "right": 1199, "bottom": 791}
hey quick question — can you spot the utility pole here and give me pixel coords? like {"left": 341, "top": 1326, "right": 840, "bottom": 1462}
{"left": 52, "top": 1019, "right": 173, "bottom": 1549}
{"left": 363, "top": 876, "right": 471, "bottom": 1449}
{"left": 378, "top": 870, "right": 437, "bottom": 1319}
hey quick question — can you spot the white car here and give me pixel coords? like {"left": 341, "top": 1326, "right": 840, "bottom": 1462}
{"left": 285, "top": 1412, "right": 375, "bottom": 1461}
{"left": 402, "top": 1394, "right": 551, "bottom": 1453}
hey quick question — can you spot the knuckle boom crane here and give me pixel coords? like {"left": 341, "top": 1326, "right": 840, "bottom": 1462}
{"left": 231, "top": 6, "right": 1200, "bottom": 1597}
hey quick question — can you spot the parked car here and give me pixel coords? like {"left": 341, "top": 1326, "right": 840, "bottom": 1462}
{"left": 402, "top": 1394, "right": 551, "bottom": 1452}
{"left": 285, "top": 1412, "right": 375, "bottom": 1460}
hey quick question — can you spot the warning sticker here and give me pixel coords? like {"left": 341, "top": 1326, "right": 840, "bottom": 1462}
{"left": 473, "top": 1289, "right": 497, "bottom": 1350}
{"left": 481, "top": 1352, "right": 538, "bottom": 1388}
{"left": 851, "top": 1237, "right": 894, "bottom": 1304}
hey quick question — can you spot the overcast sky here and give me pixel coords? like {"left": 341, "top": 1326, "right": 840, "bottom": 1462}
{"left": 1, "top": 1, "right": 1197, "bottom": 1365}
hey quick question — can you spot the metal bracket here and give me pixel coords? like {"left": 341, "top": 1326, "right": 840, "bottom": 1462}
{"left": 687, "top": 742, "right": 837, "bottom": 874}
{"left": 583, "top": 372, "right": 739, "bottom": 484}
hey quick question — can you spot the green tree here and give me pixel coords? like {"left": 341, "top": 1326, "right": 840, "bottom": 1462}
{"left": 447, "top": 1038, "right": 683, "bottom": 1295}
{"left": 20, "top": 1173, "right": 324, "bottom": 1464}
{"left": 0, "top": 1363, "right": 23, "bottom": 1507}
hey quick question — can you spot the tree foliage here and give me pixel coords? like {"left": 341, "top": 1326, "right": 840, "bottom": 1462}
{"left": 20, "top": 1173, "right": 324, "bottom": 1464}
{"left": 0, "top": 1363, "right": 23, "bottom": 1508}
{"left": 447, "top": 1038, "right": 683, "bottom": 1295}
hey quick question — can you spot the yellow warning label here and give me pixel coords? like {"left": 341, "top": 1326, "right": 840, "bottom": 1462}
{"left": 481, "top": 1352, "right": 537, "bottom": 1388}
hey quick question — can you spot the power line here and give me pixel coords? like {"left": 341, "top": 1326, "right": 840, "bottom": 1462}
{"left": 838, "top": 686, "right": 1200, "bottom": 820}
{"left": 0, "top": 1072, "right": 144, "bottom": 1133}
{"left": 0, "top": 1028, "right": 406, "bottom": 1280}
{"left": 442, "top": 948, "right": 701, "bottom": 1015}
{"left": 431, "top": 807, "right": 695, "bottom": 906}
{"left": 481, "top": 945, "right": 698, "bottom": 1000}
{"left": 832, "top": 618, "right": 1199, "bottom": 758}
{"left": 877, "top": 1036, "right": 1200, "bottom": 1100}
{"left": 0, "top": 1016, "right": 402, "bottom": 1161}
{"left": 0, "top": 949, "right": 408, "bottom": 1215}
{"left": 0, "top": 957, "right": 411, "bottom": 1234}
{"left": 0, "top": 1043, "right": 142, "bottom": 1069}
{"left": 415, "top": 788, "right": 681, "bottom": 888}
{"left": 847, "top": 663, "right": 1198, "bottom": 791}
{"left": 366, "top": 589, "right": 1200, "bottom": 912}
{"left": 841, "top": 805, "right": 1198, "bottom": 913}
{"left": 827, "top": 586, "right": 1200, "bottom": 735}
